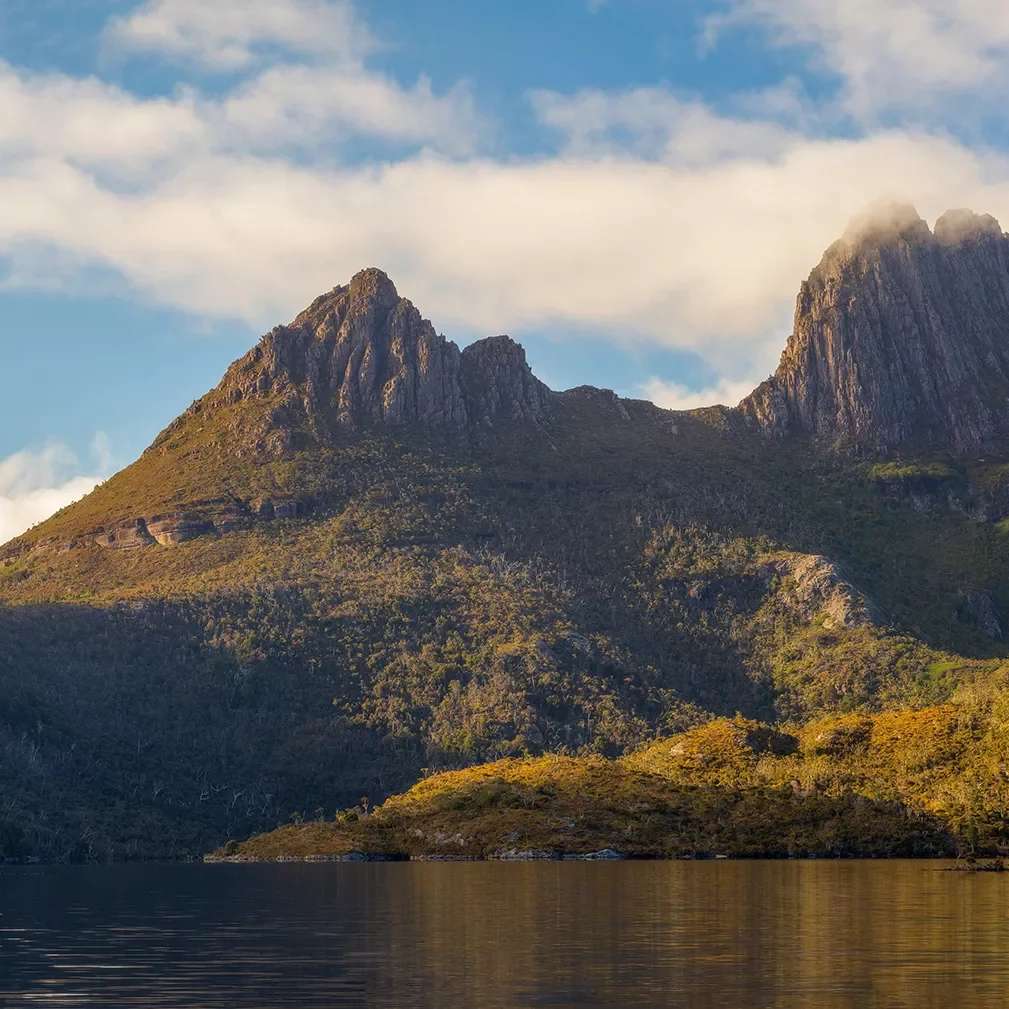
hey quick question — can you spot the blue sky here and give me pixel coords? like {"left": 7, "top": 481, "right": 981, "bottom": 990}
{"left": 5, "top": 0, "right": 1009, "bottom": 540}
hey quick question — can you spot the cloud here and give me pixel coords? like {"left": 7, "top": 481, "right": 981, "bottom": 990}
{"left": 707, "top": 1, "right": 1009, "bottom": 122}
{"left": 0, "top": 63, "right": 206, "bottom": 175}
{"left": 0, "top": 436, "right": 111, "bottom": 545}
{"left": 105, "top": 0, "right": 374, "bottom": 71}
{"left": 0, "top": 58, "right": 481, "bottom": 175}
{"left": 641, "top": 376, "right": 759, "bottom": 411}
{"left": 1, "top": 116, "right": 1003, "bottom": 378}
{"left": 221, "top": 65, "right": 483, "bottom": 156}
{"left": 95, "top": 2, "right": 484, "bottom": 160}
{"left": 530, "top": 86, "right": 799, "bottom": 165}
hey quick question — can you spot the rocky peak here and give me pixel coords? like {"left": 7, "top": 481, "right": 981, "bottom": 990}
{"left": 461, "top": 335, "right": 552, "bottom": 425}
{"left": 841, "top": 200, "right": 931, "bottom": 247}
{"left": 933, "top": 208, "right": 1003, "bottom": 245}
{"left": 189, "top": 269, "right": 554, "bottom": 451}
{"left": 740, "top": 205, "right": 1009, "bottom": 454}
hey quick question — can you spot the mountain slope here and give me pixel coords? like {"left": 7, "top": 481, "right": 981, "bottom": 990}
{"left": 6, "top": 210, "right": 1009, "bottom": 860}
{"left": 1, "top": 268, "right": 555, "bottom": 557}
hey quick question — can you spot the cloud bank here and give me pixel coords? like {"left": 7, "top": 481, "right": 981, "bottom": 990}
{"left": 2, "top": 60, "right": 1006, "bottom": 371}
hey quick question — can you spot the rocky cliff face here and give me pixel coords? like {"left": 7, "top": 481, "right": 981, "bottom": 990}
{"left": 740, "top": 205, "right": 1009, "bottom": 454}
{"left": 171, "top": 268, "right": 553, "bottom": 454}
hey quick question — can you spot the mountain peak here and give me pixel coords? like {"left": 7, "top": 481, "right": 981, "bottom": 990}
{"left": 841, "top": 201, "right": 930, "bottom": 247}
{"left": 461, "top": 335, "right": 551, "bottom": 425}
{"left": 349, "top": 266, "right": 399, "bottom": 301}
{"left": 196, "top": 270, "right": 553, "bottom": 453}
{"left": 289, "top": 267, "right": 400, "bottom": 331}
{"left": 934, "top": 208, "right": 1003, "bottom": 245}
{"left": 740, "top": 206, "right": 1009, "bottom": 454}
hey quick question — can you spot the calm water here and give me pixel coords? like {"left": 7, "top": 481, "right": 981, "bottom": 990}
{"left": 1, "top": 860, "right": 1007, "bottom": 1008}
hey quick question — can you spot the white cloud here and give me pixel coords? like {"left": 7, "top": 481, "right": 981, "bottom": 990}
{"left": 0, "top": 437, "right": 111, "bottom": 545}
{"left": 531, "top": 86, "right": 799, "bottom": 165}
{"left": 708, "top": 1, "right": 1009, "bottom": 121}
{"left": 221, "top": 65, "right": 483, "bottom": 156}
{"left": 93, "top": 1, "right": 484, "bottom": 161}
{"left": 641, "top": 376, "right": 760, "bottom": 411}
{"left": 105, "top": 0, "right": 373, "bottom": 71}
{"left": 1, "top": 121, "right": 1001, "bottom": 378}
{"left": 0, "top": 64, "right": 206, "bottom": 174}
{"left": 0, "top": 57, "right": 481, "bottom": 175}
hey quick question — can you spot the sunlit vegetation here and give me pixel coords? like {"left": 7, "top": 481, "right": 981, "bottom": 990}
{"left": 867, "top": 460, "right": 960, "bottom": 485}
{"left": 626, "top": 697, "right": 1009, "bottom": 855}
{"left": 214, "top": 752, "right": 951, "bottom": 861}
{"left": 219, "top": 689, "right": 1009, "bottom": 861}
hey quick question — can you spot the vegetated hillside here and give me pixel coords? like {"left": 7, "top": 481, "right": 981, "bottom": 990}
{"left": 213, "top": 690, "right": 1009, "bottom": 861}
{"left": 7, "top": 209, "right": 1009, "bottom": 861}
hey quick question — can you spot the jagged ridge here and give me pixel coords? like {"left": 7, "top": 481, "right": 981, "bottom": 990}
{"left": 179, "top": 267, "right": 553, "bottom": 456}
{"left": 2, "top": 269, "right": 565, "bottom": 558}
{"left": 14, "top": 205, "right": 1009, "bottom": 564}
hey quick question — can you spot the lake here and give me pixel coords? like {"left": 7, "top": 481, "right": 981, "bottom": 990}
{"left": 1, "top": 860, "right": 1007, "bottom": 1007}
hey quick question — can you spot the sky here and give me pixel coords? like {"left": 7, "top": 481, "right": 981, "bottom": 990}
{"left": 7, "top": 0, "right": 1009, "bottom": 541}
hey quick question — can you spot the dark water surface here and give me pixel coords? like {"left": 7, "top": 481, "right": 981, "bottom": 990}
{"left": 1, "top": 860, "right": 1007, "bottom": 1008}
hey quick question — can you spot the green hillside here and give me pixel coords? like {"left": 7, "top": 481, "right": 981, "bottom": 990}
{"left": 4, "top": 413, "right": 1009, "bottom": 860}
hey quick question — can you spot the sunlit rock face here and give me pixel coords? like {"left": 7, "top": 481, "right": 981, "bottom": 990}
{"left": 741, "top": 205, "right": 1009, "bottom": 454}
{"left": 205, "top": 267, "right": 553, "bottom": 443}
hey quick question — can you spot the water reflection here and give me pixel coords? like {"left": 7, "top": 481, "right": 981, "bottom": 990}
{"left": 1, "top": 861, "right": 1007, "bottom": 1007}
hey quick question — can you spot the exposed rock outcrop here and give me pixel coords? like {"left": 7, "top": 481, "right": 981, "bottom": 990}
{"left": 768, "top": 553, "right": 883, "bottom": 629}
{"left": 4, "top": 496, "right": 318, "bottom": 558}
{"left": 741, "top": 205, "right": 1009, "bottom": 454}
{"left": 94, "top": 519, "right": 155, "bottom": 550}
{"left": 173, "top": 268, "right": 554, "bottom": 453}
{"left": 957, "top": 590, "right": 1004, "bottom": 640}
{"left": 146, "top": 514, "right": 219, "bottom": 546}
{"left": 460, "top": 335, "right": 551, "bottom": 426}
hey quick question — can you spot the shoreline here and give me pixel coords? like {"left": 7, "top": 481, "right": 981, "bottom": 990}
{"left": 201, "top": 850, "right": 987, "bottom": 865}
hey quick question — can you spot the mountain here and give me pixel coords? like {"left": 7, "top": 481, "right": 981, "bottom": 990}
{"left": 6, "top": 207, "right": 1009, "bottom": 862}
{"left": 202, "top": 266, "right": 553, "bottom": 441}
{"left": 1, "top": 266, "right": 648, "bottom": 557}
{"left": 741, "top": 204, "right": 1009, "bottom": 454}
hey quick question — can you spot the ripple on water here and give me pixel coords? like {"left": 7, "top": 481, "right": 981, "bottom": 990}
{"left": 1, "top": 860, "right": 1008, "bottom": 1008}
